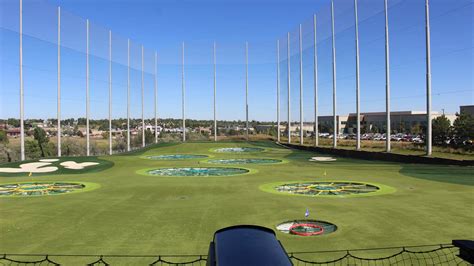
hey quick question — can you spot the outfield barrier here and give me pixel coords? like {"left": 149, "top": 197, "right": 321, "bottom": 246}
{"left": 279, "top": 143, "right": 474, "bottom": 166}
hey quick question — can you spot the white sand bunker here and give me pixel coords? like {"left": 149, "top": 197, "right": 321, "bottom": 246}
{"left": 0, "top": 162, "right": 58, "bottom": 173}
{"left": 39, "top": 159, "right": 59, "bottom": 162}
{"left": 309, "top": 157, "right": 337, "bottom": 162}
{"left": 60, "top": 161, "right": 99, "bottom": 170}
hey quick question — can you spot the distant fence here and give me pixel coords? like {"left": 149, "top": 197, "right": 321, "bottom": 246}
{"left": 1, "top": 244, "right": 469, "bottom": 265}
{"left": 280, "top": 142, "right": 474, "bottom": 166}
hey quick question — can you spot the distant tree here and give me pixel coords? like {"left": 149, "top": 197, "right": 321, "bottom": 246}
{"left": 77, "top": 118, "right": 87, "bottom": 126}
{"left": 452, "top": 112, "right": 474, "bottom": 143}
{"left": 228, "top": 129, "right": 238, "bottom": 136}
{"left": 268, "top": 126, "right": 277, "bottom": 137}
{"left": 98, "top": 121, "right": 109, "bottom": 131}
{"left": 62, "top": 139, "right": 84, "bottom": 156}
{"left": 0, "top": 130, "right": 11, "bottom": 162}
{"left": 319, "top": 124, "right": 332, "bottom": 134}
{"left": 33, "top": 127, "right": 49, "bottom": 157}
{"left": 113, "top": 138, "right": 127, "bottom": 152}
{"left": 398, "top": 121, "right": 406, "bottom": 134}
{"left": 25, "top": 140, "right": 42, "bottom": 159}
{"left": 144, "top": 129, "right": 154, "bottom": 144}
{"left": 0, "top": 130, "right": 8, "bottom": 144}
{"left": 134, "top": 129, "right": 154, "bottom": 145}
{"left": 210, "top": 126, "right": 220, "bottom": 136}
{"left": 410, "top": 123, "right": 422, "bottom": 135}
{"left": 7, "top": 118, "right": 20, "bottom": 127}
{"left": 432, "top": 115, "right": 451, "bottom": 145}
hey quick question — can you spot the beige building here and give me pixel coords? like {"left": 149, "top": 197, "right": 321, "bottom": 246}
{"left": 285, "top": 111, "right": 456, "bottom": 135}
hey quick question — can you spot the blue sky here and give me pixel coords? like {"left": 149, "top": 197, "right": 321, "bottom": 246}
{"left": 1, "top": 0, "right": 472, "bottom": 122}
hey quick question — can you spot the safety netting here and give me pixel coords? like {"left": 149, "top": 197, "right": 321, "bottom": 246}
{"left": 0, "top": 244, "right": 468, "bottom": 265}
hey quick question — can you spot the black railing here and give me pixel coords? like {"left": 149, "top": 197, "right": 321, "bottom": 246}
{"left": 1, "top": 244, "right": 469, "bottom": 265}
{"left": 288, "top": 244, "right": 468, "bottom": 265}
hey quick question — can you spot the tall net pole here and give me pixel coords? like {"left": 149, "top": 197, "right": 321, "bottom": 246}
{"left": 425, "top": 0, "right": 432, "bottom": 156}
{"left": 313, "top": 14, "right": 319, "bottom": 147}
{"left": 287, "top": 32, "right": 291, "bottom": 144}
{"left": 331, "top": 0, "right": 337, "bottom": 148}
{"left": 299, "top": 24, "right": 304, "bottom": 145}
{"left": 86, "top": 19, "right": 90, "bottom": 156}
{"left": 108, "top": 30, "right": 112, "bottom": 155}
{"left": 384, "top": 0, "right": 391, "bottom": 152}
{"left": 127, "top": 39, "right": 130, "bottom": 151}
{"left": 19, "top": 0, "right": 24, "bottom": 161}
{"left": 213, "top": 42, "right": 217, "bottom": 142}
{"left": 355, "top": 0, "right": 361, "bottom": 151}
{"left": 154, "top": 52, "right": 158, "bottom": 144}
{"left": 57, "top": 6, "right": 61, "bottom": 157}
{"left": 276, "top": 40, "right": 280, "bottom": 143}
{"left": 182, "top": 42, "right": 186, "bottom": 142}
{"left": 141, "top": 45, "right": 145, "bottom": 147}
{"left": 245, "top": 42, "right": 249, "bottom": 141}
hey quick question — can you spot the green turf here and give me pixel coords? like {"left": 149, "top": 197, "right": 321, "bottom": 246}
{"left": 0, "top": 141, "right": 473, "bottom": 256}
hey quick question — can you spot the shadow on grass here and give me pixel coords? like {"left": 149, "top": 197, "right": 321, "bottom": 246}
{"left": 399, "top": 165, "right": 474, "bottom": 186}
{"left": 248, "top": 140, "right": 281, "bottom": 149}
{"left": 116, "top": 142, "right": 180, "bottom": 156}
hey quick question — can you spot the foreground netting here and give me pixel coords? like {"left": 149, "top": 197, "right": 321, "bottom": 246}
{"left": 145, "top": 154, "right": 209, "bottom": 160}
{"left": 146, "top": 167, "right": 249, "bottom": 176}
{"left": 0, "top": 244, "right": 468, "bottom": 265}
{"left": 0, "top": 182, "right": 86, "bottom": 197}
{"left": 288, "top": 244, "right": 469, "bottom": 265}
{"left": 0, "top": 255, "right": 207, "bottom": 266}
{"left": 208, "top": 158, "right": 281, "bottom": 164}
{"left": 276, "top": 182, "right": 379, "bottom": 196}
{"left": 277, "top": 220, "right": 337, "bottom": 236}
{"left": 214, "top": 147, "right": 264, "bottom": 153}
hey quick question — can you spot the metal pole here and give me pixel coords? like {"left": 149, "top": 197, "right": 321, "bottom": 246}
{"left": 299, "top": 24, "right": 304, "bottom": 145}
{"left": 108, "top": 30, "right": 112, "bottom": 155}
{"left": 355, "top": 0, "right": 361, "bottom": 151}
{"left": 425, "top": 0, "right": 432, "bottom": 156}
{"left": 127, "top": 39, "right": 130, "bottom": 151}
{"left": 277, "top": 40, "right": 280, "bottom": 143}
{"left": 245, "top": 42, "right": 249, "bottom": 141}
{"left": 86, "top": 19, "right": 90, "bottom": 156}
{"left": 287, "top": 32, "right": 291, "bottom": 144}
{"left": 182, "top": 42, "right": 186, "bottom": 142}
{"left": 19, "top": 0, "right": 24, "bottom": 161}
{"left": 384, "top": 0, "right": 391, "bottom": 152}
{"left": 57, "top": 6, "right": 61, "bottom": 157}
{"left": 154, "top": 52, "right": 158, "bottom": 144}
{"left": 213, "top": 42, "right": 217, "bottom": 142}
{"left": 141, "top": 45, "right": 145, "bottom": 147}
{"left": 313, "top": 14, "right": 319, "bottom": 147}
{"left": 331, "top": 0, "right": 337, "bottom": 148}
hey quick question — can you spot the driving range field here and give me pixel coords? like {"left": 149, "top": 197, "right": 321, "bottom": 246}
{"left": 0, "top": 141, "right": 473, "bottom": 258}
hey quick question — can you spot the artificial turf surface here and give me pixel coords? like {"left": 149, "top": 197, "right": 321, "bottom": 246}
{"left": 0, "top": 141, "right": 473, "bottom": 258}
